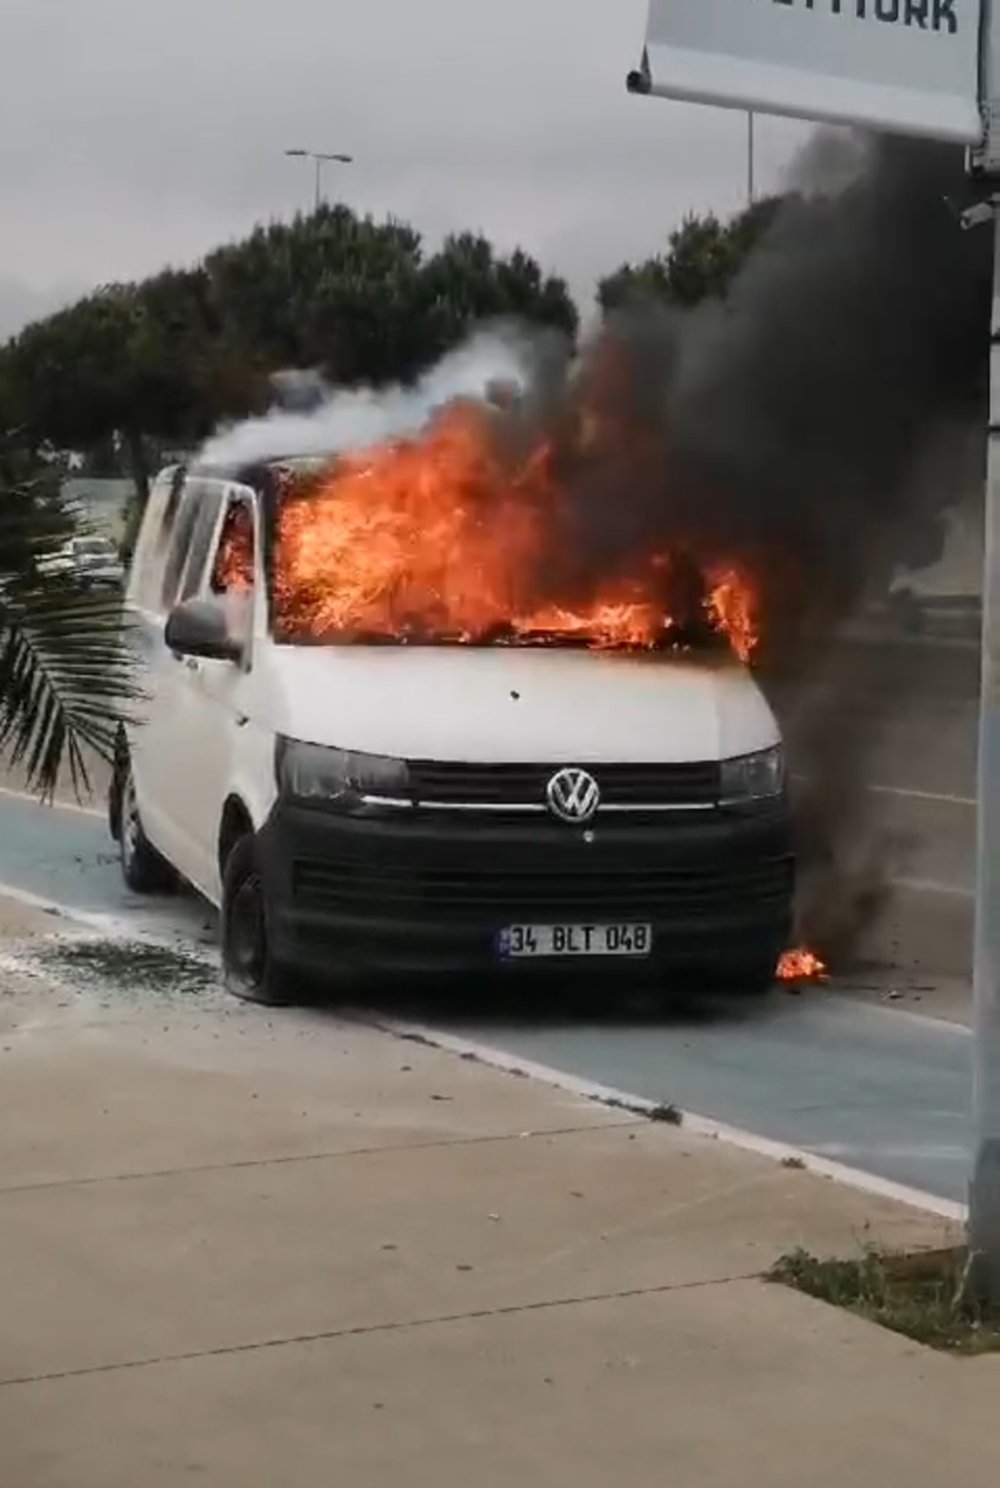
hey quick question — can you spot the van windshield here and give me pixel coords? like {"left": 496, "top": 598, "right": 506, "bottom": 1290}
{"left": 264, "top": 458, "right": 753, "bottom": 662}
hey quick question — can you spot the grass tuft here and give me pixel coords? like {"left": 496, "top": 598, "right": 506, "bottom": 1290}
{"left": 770, "top": 1245, "right": 1000, "bottom": 1354}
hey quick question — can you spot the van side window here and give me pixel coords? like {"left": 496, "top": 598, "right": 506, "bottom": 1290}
{"left": 130, "top": 465, "right": 186, "bottom": 614}
{"left": 206, "top": 495, "right": 256, "bottom": 653}
{"left": 161, "top": 464, "right": 186, "bottom": 535}
{"left": 178, "top": 484, "right": 225, "bottom": 601}
{"left": 211, "top": 499, "right": 256, "bottom": 596}
{"left": 159, "top": 481, "right": 204, "bottom": 611}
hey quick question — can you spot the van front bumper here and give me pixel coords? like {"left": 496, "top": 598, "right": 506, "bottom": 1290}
{"left": 256, "top": 799, "right": 794, "bottom": 984}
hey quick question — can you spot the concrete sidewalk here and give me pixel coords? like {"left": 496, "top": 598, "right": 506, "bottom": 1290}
{"left": 0, "top": 921, "right": 995, "bottom": 1487}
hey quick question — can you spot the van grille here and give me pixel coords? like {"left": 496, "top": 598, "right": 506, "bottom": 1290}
{"left": 291, "top": 854, "right": 792, "bottom": 921}
{"left": 407, "top": 760, "right": 720, "bottom": 810}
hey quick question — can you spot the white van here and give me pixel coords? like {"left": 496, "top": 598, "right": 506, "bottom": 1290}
{"left": 109, "top": 461, "right": 794, "bottom": 1004}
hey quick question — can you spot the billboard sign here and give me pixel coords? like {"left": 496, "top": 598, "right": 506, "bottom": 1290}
{"left": 628, "top": 0, "right": 983, "bottom": 145}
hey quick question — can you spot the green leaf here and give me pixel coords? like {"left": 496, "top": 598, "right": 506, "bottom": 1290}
{"left": 0, "top": 581, "right": 138, "bottom": 797}
{"left": 0, "top": 445, "right": 138, "bottom": 798}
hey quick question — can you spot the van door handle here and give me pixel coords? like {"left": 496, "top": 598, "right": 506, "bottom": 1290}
{"left": 183, "top": 657, "right": 200, "bottom": 672}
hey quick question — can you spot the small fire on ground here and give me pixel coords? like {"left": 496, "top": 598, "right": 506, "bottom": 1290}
{"left": 776, "top": 947, "right": 829, "bottom": 984}
{"left": 270, "top": 404, "right": 760, "bottom": 660}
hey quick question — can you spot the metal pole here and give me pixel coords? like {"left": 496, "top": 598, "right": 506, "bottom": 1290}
{"left": 969, "top": 201, "right": 1000, "bottom": 1299}
{"left": 285, "top": 148, "right": 352, "bottom": 213}
{"left": 747, "top": 112, "right": 756, "bottom": 206}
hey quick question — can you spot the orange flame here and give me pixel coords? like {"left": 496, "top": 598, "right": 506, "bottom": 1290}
{"left": 776, "top": 947, "right": 829, "bottom": 983}
{"left": 707, "top": 566, "right": 758, "bottom": 666}
{"left": 271, "top": 403, "right": 760, "bottom": 658}
{"left": 212, "top": 503, "right": 255, "bottom": 593}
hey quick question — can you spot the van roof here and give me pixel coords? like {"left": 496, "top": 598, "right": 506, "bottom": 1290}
{"left": 183, "top": 454, "right": 334, "bottom": 487}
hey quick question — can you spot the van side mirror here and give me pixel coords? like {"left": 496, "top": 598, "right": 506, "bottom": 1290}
{"left": 165, "top": 598, "right": 244, "bottom": 663}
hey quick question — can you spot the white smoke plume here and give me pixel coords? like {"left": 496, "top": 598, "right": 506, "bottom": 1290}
{"left": 198, "top": 322, "right": 551, "bottom": 469}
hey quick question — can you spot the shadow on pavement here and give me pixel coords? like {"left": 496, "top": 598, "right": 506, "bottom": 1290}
{"left": 301, "top": 966, "right": 802, "bottom": 1036}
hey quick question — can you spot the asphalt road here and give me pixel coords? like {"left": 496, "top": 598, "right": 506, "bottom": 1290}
{"left": 0, "top": 778, "right": 972, "bottom": 1206}
{"left": 0, "top": 632, "right": 981, "bottom": 1205}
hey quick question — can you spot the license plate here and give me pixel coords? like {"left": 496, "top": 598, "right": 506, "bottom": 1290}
{"left": 497, "top": 924, "right": 653, "bottom": 959}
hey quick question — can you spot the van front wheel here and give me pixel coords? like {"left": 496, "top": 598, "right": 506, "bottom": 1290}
{"left": 221, "top": 835, "right": 297, "bottom": 1006}
{"left": 728, "top": 953, "right": 782, "bottom": 998}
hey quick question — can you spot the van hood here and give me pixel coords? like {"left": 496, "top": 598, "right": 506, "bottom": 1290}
{"left": 262, "top": 645, "right": 780, "bottom": 764}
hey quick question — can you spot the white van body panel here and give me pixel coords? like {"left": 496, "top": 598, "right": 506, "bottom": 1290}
{"left": 253, "top": 644, "right": 780, "bottom": 764}
{"left": 160, "top": 641, "right": 779, "bottom": 906}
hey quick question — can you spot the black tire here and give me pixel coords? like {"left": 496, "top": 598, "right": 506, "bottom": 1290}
{"left": 118, "top": 760, "right": 175, "bottom": 894}
{"left": 221, "top": 834, "right": 298, "bottom": 1006}
{"left": 725, "top": 956, "right": 780, "bottom": 997}
{"left": 108, "top": 748, "right": 124, "bottom": 842}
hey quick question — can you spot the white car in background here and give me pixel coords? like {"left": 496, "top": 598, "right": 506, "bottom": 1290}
{"left": 887, "top": 503, "right": 981, "bottom": 639}
{"left": 40, "top": 535, "right": 125, "bottom": 590}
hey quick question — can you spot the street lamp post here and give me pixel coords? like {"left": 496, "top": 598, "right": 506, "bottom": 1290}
{"left": 969, "top": 194, "right": 1000, "bottom": 1301}
{"left": 284, "top": 148, "right": 353, "bottom": 211}
{"left": 967, "top": 6, "right": 1000, "bottom": 1306}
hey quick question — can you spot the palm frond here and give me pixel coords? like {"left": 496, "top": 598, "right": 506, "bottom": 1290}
{"left": 0, "top": 580, "right": 138, "bottom": 797}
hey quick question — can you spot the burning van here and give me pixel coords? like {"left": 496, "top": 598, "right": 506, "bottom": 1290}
{"left": 110, "top": 435, "right": 794, "bottom": 1005}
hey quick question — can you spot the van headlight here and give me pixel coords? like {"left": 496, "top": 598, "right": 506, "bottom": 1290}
{"left": 276, "top": 739, "right": 410, "bottom": 808}
{"left": 720, "top": 745, "right": 785, "bottom": 804}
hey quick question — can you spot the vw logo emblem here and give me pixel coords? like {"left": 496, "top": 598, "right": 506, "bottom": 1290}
{"left": 546, "top": 767, "right": 601, "bottom": 824}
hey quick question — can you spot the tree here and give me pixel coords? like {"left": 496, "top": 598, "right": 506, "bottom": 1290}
{"left": 0, "top": 270, "right": 234, "bottom": 507}
{"left": 78, "top": 434, "right": 125, "bottom": 479}
{"left": 598, "top": 196, "right": 784, "bottom": 313}
{"left": 411, "top": 234, "right": 577, "bottom": 372}
{"left": 0, "top": 206, "right": 577, "bottom": 506}
{"left": 205, "top": 210, "right": 578, "bottom": 386}
{"left": 0, "top": 434, "right": 134, "bottom": 795}
{"left": 204, "top": 206, "right": 426, "bottom": 382}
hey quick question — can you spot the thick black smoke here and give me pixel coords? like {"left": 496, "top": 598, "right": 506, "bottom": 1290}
{"left": 546, "top": 134, "right": 988, "bottom": 644}
{"left": 671, "top": 133, "right": 989, "bottom": 640}
{"left": 546, "top": 132, "right": 991, "bottom": 959}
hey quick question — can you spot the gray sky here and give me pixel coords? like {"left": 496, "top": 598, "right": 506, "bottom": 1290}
{"left": 0, "top": 0, "right": 808, "bottom": 340}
